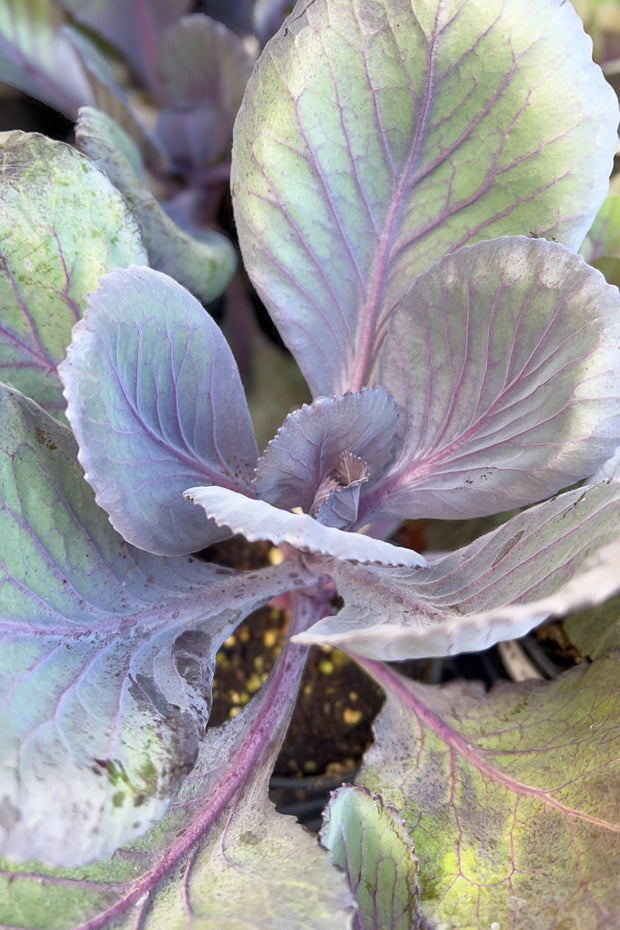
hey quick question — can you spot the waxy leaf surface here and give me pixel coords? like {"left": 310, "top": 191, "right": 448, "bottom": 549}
{"left": 60, "top": 266, "right": 258, "bottom": 556}
{"left": 296, "top": 476, "right": 620, "bottom": 657}
{"left": 321, "top": 786, "right": 420, "bottom": 930}
{"left": 1, "top": 596, "right": 352, "bottom": 929}
{"left": 232, "top": 0, "right": 618, "bottom": 396}
{"left": 76, "top": 107, "right": 237, "bottom": 304}
{"left": 0, "top": 131, "right": 146, "bottom": 420}
{"left": 0, "top": 384, "right": 309, "bottom": 867}
{"left": 0, "top": 0, "right": 93, "bottom": 115}
{"left": 370, "top": 237, "right": 620, "bottom": 520}
{"left": 186, "top": 485, "right": 428, "bottom": 568}
{"left": 254, "top": 389, "right": 399, "bottom": 517}
{"left": 357, "top": 657, "right": 620, "bottom": 929}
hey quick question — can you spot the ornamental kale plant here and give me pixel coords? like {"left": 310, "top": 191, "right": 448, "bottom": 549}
{"left": 2, "top": 1, "right": 620, "bottom": 928}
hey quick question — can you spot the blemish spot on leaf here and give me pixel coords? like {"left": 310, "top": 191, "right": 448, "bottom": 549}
{"left": 491, "top": 531, "right": 525, "bottom": 567}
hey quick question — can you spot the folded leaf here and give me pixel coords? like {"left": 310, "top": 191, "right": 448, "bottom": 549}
{"left": 0, "top": 384, "right": 310, "bottom": 867}
{"left": 254, "top": 389, "right": 399, "bottom": 519}
{"left": 60, "top": 266, "right": 258, "bottom": 556}
{"left": 369, "top": 237, "right": 620, "bottom": 520}
{"left": 0, "top": 0, "right": 93, "bottom": 116}
{"left": 357, "top": 657, "right": 620, "bottom": 928}
{"left": 232, "top": 0, "right": 618, "bottom": 396}
{"left": 296, "top": 476, "right": 620, "bottom": 658}
{"left": 1, "top": 595, "right": 353, "bottom": 928}
{"left": 0, "top": 131, "right": 146, "bottom": 420}
{"left": 321, "top": 786, "right": 421, "bottom": 930}
{"left": 76, "top": 107, "right": 237, "bottom": 304}
{"left": 186, "top": 486, "right": 429, "bottom": 568}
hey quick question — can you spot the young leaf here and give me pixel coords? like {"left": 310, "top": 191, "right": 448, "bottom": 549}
{"left": 186, "top": 485, "right": 429, "bottom": 569}
{"left": 1, "top": 595, "right": 353, "bottom": 928}
{"left": 356, "top": 657, "right": 620, "bottom": 929}
{"left": 295, "top": 476, "right": 620, "bottom": 658}
{"left": 60, "top": 266, "right": 258, "bottom": 556}
{"left": 0, "top": 0, "right": 93, "bottom": 116}
{"left": 232, "top": 0, "right": 618, "bottom": 396}
{"left": 75, "top": 107, "right": 237, "bottom": 304}
{"left": 0, "top": 384, "right": 310, "bottom": 867}
{"left": 0, "top": 131, "right": 146, "bottom": 420}
{"left": 254, "top": 389, "right": 399, "bottom": 517}
{"left": 368, "top": 237, "right": 620, "bottom": 521}
{"left": 321, "top": 786, "right": 421, "bottom": 930}
{"left": 156, "top": 14, "right": 254, "bottom": 172}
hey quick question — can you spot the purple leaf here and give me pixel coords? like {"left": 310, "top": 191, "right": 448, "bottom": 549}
{"left": 357, "top": 656, "right": 620, "bottom": 928}
{"left": 295, "top": 475, "right": 620, "bottom": 658}
{"left": 156, "top": 15, "right": 254, "bottom": 173}
{"left": 2, "top": 593, "right": 353, "bottom": 924}
{"left": 0, "top": 384, "right": 311, "bottom": 867}
{"left": 232, "top": 0, "right": 618, "bottom": 396}
{"left": 254, "top": 389, "right": 399, "bottom": 524}
{"left": 367, "top": 237, "right": 620, "bottom": 521}
{"left": 185, "top": 485, "right": 429, "bottom": 568}
{"left": 57, "top": 0, "right": 192, "bottom": 94}
{"left": 60, "top": 266, "right": 258, "bottom": 556}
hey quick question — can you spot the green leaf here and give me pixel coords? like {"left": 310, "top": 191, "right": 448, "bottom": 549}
{"left": 76, "top": 107, "right": 236, "bottom": 304}
{"left": 321, "top": 786, "right": 421, "bottom": 930}
{"left": 232, "top": 0, "right": 619, "bottom": 396}
{"left": 0, "top": 131, "right": 147, "bottom": 420}
{"left": 356, "top": 657, "right": 620, "bottom": 929}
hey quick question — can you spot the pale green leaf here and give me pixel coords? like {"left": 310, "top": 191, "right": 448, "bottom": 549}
{"left": 357, "top": 656, "right": 620, "bottom": 929}
{"left": 0, "top": 131, "right": 147, "bottom": 419}
{"left": 233, "top": 0, "right": 618, "bottom": 395}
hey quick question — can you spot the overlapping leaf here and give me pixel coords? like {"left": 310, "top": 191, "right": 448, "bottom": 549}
{"left": 232, "top": 0, "right": 618, "bottom": 396}
{"left": 367, "top": 236, "right": 620, "bottom": 521}
{"left": 254, "top": 389, "right": 399, "bottom": 515}
{"left": 295, "top": 476, "right": 620, "bottom": 657}
{"left": 60, "top": 266, "right": 258, "bottom": 556}
{"left": 57, "top": 0, "right": 191, "bottom": 93}
{"left": 0, "top": 131, "right": 146, "bottom": 420}
{"left": 186, "top": 486, "right": 428, "bottom": 568}
{"left": 0, "top": 0, "right": 93, "bottom": 116}
{"left": 1, "top": 596, "right": 353, "bottom": 929}
{"left": 356, "top": 656, "right": 620, "bottom": 928}
{"left": 75, "top": 107, "right": 237, "bottom": 303}
{"left": 0, "top": 384, "right": 311, "bottom": 867}
{"left": 67, "top": 28, "right": 165, "bottom": 170}
{"left": 321, "top": 786, "right": 420, "bottom": 930}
